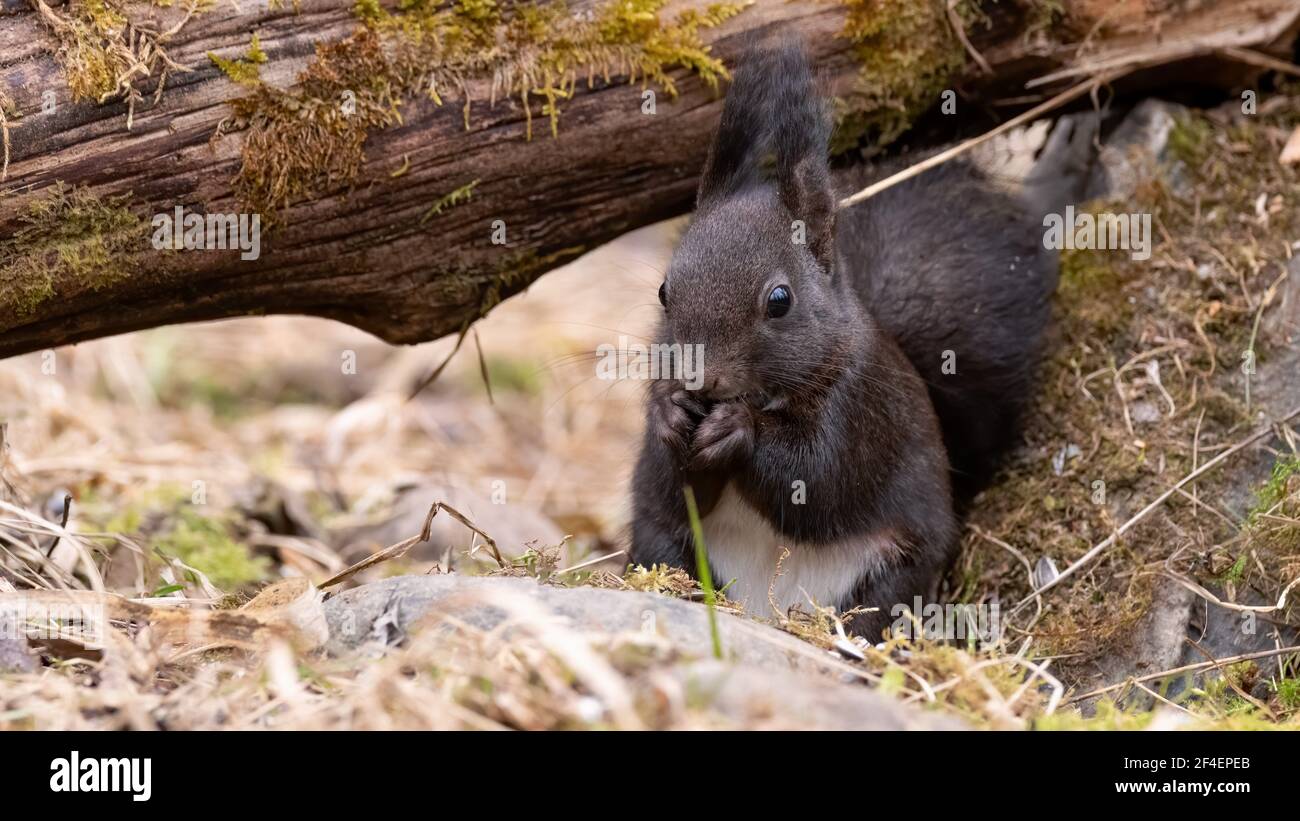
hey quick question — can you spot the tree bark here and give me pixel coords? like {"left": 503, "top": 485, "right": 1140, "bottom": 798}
{"left": 1, "top": 0, "right": 1297, "bottom": 360}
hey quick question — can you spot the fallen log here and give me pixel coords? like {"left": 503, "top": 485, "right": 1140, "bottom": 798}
{"left": 0, "top": 0, "right": 1297, "bottom": 360}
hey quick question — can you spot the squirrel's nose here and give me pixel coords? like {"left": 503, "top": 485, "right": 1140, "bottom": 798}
{"left": 699, "top": 373, "right": 744, "bottom": 401}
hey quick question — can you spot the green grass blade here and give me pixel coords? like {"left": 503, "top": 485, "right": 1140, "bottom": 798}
{"left": 682, "top": 485, "right": 723, "bottom": 660}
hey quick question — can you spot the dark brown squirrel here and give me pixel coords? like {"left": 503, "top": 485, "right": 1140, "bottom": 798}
{"left": 628, "top": 44, "right": 1090, "bottom": 638}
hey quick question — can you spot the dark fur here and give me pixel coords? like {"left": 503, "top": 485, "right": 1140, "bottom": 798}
{"left": 629, "top": 45, "right": 1059, "bottom": 638}
{"left": 837, "top": 161, "right": 1056, "bottom": 501}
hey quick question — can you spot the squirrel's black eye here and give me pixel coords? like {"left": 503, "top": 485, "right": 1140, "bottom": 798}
{"left": 658, "top": 282, "right": 667, "bottom": 308}
{"left": 766, "top": 285, "right": 792, "bottom": 318}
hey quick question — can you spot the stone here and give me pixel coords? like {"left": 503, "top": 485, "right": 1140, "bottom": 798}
{"left": 1084, "top": 99, "right": 1189, "bottom": 201}
{"left": 0, "top": 635, "right": 36, "bottom": 674}
{"left": 323, "top": 574, "right": 967, "bottom": 729}
{"left": 1075, "top": 577, "right": 1195, "bottom": 711}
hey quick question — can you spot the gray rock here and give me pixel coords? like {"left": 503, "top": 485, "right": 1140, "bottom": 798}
{"left": 1252, "top": 261, "right": 1300, "bottom": 420}
{"left": 1076, "top": 577, "right": 1195, "bottom": 712}
{"left": 325, "top": 575, "right": 836, "bottom": 674}
{"left": 671, "top": 660, "right": 965, "bottom": 730}
{"left": 0, "top": 635, "right": 36, "bottom": 674}
{"left": 1181, "top": 588, "right": 1299, "bottom": 683}
{"left": 1262, "top": 255, "right": 1300, "bottom": 345}
{"left": 1085, "top": 99, "right": 1189, "bottom": 201}
{"left": 1130, "top": 400, "right": 1162, "bottom": 425}
{"left": 1, "top": 0, "right": 39, "bottom": 13}
{"left": 324, "top": 575, "right": 966, "bottom": 729}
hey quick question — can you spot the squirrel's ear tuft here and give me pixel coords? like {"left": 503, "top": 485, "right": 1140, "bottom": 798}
{"left": 697, "top": 44, "right": 836, "bottom": 270}
{"left": 770, "top": 46, "right": 834, "bottom": 272}
{"left": 696, "top": 48, "right": 772, "bottom": 205}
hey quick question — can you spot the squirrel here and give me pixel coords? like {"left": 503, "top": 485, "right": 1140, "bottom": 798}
{"left": 628, "top": 44, "right": 1088, "bottom": 638}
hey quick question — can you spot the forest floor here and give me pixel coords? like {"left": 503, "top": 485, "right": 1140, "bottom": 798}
{"left": 0, "top": 93, "right": 1298, "bottom": 730}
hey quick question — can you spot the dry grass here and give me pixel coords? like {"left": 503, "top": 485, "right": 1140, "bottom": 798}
{"left": 952, "top": 94, "right": 1300, "bottom": 724}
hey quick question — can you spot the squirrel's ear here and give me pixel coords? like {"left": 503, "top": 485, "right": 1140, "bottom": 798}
{"left": 697, "top": 45, "right": 836, "bottom": 270}
{"left": 772, "top": 49, "right": 834, "bottom": 272}
{"left": 779, "top": 142, "right": 835, "bottom": 273}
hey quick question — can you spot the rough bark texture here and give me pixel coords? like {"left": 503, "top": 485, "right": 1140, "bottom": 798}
{"left": 1, "top": 0, "right": 1297, "bottom": 360}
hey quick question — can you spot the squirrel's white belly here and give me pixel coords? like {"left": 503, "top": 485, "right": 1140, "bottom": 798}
{"left": 700, "top": 485, "right": 895, "bottom": 617}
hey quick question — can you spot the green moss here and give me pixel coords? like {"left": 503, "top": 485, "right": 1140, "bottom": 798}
{"left": 208, "top": 34, "right": 269, "bottom": 87}
{"left": 1058, "top": 246, "right": 1121, "bottom": 296}
{"left": 1276, "top": 677, "right": 1300, "bottom": 711}
{"left": 1240, "top": 456, "right": 1300, "bottom": 566}
{"left": 1220, "top": 553, "right": 1247, "bottom": 583}
{"left": 0, "top": 183, "right": 145, "bottom": 323}
{"left": 100, "top": 484, "right": 270, "bottom": 592}
{"left": 33, "top": 0, "right": 210, "bottom": 113}
{"left": 1033, "top": 699, "right": 1156, "bottom": 730}
{"left": 1057, "top": 241, "right": 1131, "bottom": 334}
{"left": 208, "top": 53, "right": 261, "bottom": 86}
{"left": 157, "top": 507, "right": 270, "bottom": 591}
{"left": 354, "top": 0, "right": 385, "bottom": 21}
{"left": 1249, "top": 457, "right": 1300, "bottom": 519}
{"left": 1166, "top": 112, "right": 1214, "bottom": 168}
{"left": 420, "top": 179, "right": 479, "bottom": 224}
{"left": 221, "top": 0, "right": 749, "bottom": 220}
{"left": 1023, "top": 0, "right": 1064, "bottom": 38}
{"left": 247, "top": 32, "right": 268, "bottom": 64}
{"left": 832, "top": 0, "right": 970, "bottom": 155}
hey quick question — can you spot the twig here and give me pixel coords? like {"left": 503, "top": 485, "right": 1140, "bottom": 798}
{"left": 555, "top": 549, "right": 625, "bottom": 576}
{"left": 43, "top": 493, "right": 73, "bottom": 557}
{"left": 838, "top": 70, "right": 1128, "bottom": 210}
{"left": 1008, "top": 403, "right": 1300, "bottom": 618}
{"left": 1162, "top": 569, "right": 1300, "bottom": 617}
{"left": 1217, "top": 46, "right": 1300, "bottom": 79}
{"left": 1191, "top": 407, "right": 1205, "bottom": 518}
{"left": 1030, "top": 41, "right": 1300, "bottom": 92}
{"left": 1244, "top": 266, "right": 1291, "bottom": 414}
{"left": 319, "top": 500, "right": 503, "bottom": 588}
{"left": 1185, "top": 638, "right": 1275, "bottom": 719}
{"left": 1067, "top": 645, "right": 1300, "bottom": 704}
{"left": 1134, "top": 681, "right": 1196, "bottom": 716}
{"left": 408, "top": 324, "right": 471, "bottom": 400}
{"left": 472, "top": 327, "right": 494, "bottom": 405}
{"left": 946, "top": 0, "right": 991, "bottom": 76}
{"left": 1006, "top": 655, "right": 1064, "bottom": 716}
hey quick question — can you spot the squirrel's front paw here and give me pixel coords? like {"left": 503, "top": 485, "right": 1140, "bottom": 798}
{"left": 690, "top": 401, "right": 754, "bottom": 471}
{"left": 649, "top": 384, "right": 707, "bottom": 460}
